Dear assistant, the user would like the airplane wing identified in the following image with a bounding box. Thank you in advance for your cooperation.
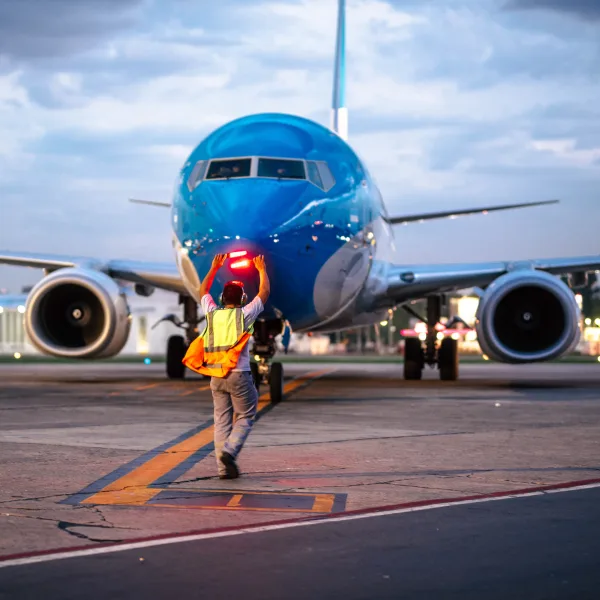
[374,254,600,307]
[386,200,558,225]
[129,198,172,208]
[0,250,186,295]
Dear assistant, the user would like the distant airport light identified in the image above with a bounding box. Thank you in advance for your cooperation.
[595,318,600,327]
[418,333,427,341]
[451,333,460,341]
[380,321,388,327]
[17,305,25,314]
[230,259,251,270]
[229,250,248,259]
[585,318,592,326]
[436,332,444,340]
[144,357,152,365]
[13,352,21,360]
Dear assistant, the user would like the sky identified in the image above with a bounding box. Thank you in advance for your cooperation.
[1,0,599,293]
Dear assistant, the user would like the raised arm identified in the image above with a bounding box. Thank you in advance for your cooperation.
[199,254,227,298]
[253,255,270,305]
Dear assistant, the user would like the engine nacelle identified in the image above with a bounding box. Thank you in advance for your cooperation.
[475,270,580,363]
[25,268,131,359]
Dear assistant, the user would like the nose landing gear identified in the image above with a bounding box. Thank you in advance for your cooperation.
[250,318,286,403]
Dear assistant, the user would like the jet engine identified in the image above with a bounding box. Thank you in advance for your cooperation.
[475,270,580,363]
[24,268,131,359]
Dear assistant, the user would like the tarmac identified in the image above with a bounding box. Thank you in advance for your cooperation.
[0,360,599,598]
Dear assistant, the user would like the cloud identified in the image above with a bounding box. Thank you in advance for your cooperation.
[1,0,600,294]
[0,0,145,61]
[506,0,600,21]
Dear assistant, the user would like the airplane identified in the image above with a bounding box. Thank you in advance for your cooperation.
[1,0,599,402]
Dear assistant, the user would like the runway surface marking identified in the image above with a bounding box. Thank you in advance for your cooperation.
[179,384,211,397]
[109,382,211,397]
[145,488,345,513]
[63,369,336,511]
[3,478,599,569]
[135,383,160,391]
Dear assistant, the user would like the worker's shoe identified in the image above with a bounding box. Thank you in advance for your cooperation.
[219,451,239,479]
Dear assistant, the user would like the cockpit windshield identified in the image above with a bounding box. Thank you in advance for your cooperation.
[206,158,251,180]
[257,158,306,180]
[198,156,335,191]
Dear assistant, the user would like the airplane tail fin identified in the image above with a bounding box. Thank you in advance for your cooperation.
[331,0,348,140]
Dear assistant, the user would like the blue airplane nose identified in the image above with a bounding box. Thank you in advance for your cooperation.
[180,177,317,261]
[195,178,311,241]
[177,176,321,306]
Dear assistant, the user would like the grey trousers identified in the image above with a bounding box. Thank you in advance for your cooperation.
[210,371,258,475]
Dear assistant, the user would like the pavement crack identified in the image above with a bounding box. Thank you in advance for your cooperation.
[57,521,125,544]
[85,505,116,527]
[168,476,215,486]
[250,432,472,449]
[316,478,414,489]
[0,493,69,505]
[2,510,134,544]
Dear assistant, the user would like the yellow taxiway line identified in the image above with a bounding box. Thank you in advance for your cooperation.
[179,384,211,397]
[82,369,331,507]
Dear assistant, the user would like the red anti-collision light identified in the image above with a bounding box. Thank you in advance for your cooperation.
[230,259,251,269]
[229,250,248,258]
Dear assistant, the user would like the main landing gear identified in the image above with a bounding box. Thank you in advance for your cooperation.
[403,296,459,381]
[250,318,285,404]
[162,296,206,380]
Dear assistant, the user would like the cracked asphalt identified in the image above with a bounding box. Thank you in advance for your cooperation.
[1,360,600,591]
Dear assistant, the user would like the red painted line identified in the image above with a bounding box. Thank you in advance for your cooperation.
[2,476,600,564]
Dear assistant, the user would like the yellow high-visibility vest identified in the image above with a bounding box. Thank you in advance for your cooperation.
[183,308,254,377]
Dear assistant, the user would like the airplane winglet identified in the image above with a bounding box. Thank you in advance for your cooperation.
[129,198,172,208]
[386,199,559,225]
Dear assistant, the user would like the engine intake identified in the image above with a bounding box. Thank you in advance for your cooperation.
[475,270,580,363]
[25,268,131,359]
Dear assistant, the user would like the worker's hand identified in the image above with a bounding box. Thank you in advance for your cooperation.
[253,255,266,272]
[211,254,227,270]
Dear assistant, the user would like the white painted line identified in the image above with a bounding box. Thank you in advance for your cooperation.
[1,480,600,570]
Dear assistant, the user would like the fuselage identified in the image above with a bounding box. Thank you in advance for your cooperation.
[172,113,395,332]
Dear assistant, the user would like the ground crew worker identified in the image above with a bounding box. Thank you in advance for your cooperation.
[192,253,270,479]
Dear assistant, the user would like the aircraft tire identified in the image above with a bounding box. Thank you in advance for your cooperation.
[166,335,187,380]
[439,337,459,381]
[250,362,261,391]
[404,338,423,380]
[269,362,284,404]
